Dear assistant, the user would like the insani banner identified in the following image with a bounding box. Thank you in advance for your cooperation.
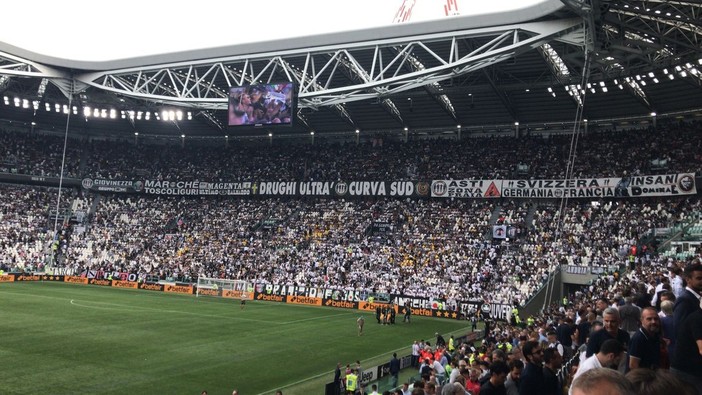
[432,173,697,198]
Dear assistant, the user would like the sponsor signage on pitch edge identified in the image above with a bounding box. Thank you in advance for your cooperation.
[2,274,515,322]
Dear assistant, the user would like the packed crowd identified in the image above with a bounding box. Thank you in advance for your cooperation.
[0,184,77,270]
[1,180,697,310]
[1,122,701,394]
[1,122,701,182]
[356,255,702,395]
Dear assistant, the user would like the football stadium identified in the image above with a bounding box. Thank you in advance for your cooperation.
[1,0,701,394]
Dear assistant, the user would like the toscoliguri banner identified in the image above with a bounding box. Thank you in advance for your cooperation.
[0,273,516,322]
[430,173,697,198]
[73,173,698,199]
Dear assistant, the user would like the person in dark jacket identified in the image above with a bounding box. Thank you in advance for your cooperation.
[519,341,545,395]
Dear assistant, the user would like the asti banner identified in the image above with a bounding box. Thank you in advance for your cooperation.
[431,173,697,198]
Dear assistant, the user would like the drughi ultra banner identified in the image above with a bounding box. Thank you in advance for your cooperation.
[431,173,697,198]
[81,174,696,198]
[140,180,432,197]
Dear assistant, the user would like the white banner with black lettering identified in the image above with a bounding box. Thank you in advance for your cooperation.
[431,173,696,198]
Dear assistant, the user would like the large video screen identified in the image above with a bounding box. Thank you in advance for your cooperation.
[227,82,295,127]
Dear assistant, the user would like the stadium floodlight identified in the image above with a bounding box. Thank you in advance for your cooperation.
[83,106,91,116]
[648,72,655,78]
[680,71,688,77]
[653,78,659,83]
[698,58,702,65]
[668,74,675,80]
[663,69,668,74]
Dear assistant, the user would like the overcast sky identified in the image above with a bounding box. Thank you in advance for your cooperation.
[0,0,545,62]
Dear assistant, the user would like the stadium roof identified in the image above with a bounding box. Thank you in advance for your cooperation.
[0,0,701,139]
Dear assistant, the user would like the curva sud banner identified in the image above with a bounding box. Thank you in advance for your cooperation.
[431,173,697,199]
[77,174,695,199]
[136,180,432,197]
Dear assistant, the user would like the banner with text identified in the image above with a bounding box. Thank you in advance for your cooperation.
[254,181,431,198]
[431,173,697,199]
[82,178,144,193]
[144,180,253,196]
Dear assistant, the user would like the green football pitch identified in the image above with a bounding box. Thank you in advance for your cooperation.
[0,281,472,395]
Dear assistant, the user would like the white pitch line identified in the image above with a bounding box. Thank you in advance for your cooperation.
[283,311,357,325]
[69,297,360,326]
[68,298,276,323]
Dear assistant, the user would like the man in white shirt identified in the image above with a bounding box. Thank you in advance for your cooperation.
[547,331,564,357]
[572,339,625,384]
[671,267,685,298]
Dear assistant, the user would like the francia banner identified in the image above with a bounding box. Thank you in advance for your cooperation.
[431,173,697,199]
